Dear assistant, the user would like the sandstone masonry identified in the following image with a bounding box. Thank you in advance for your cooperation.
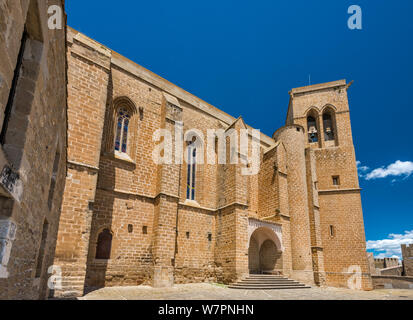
[52,27,373,298]
[0,0,67,299]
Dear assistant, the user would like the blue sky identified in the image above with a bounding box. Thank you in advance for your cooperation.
[66,0,413,259]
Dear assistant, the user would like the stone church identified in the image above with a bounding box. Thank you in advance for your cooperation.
[0,1,373,300]
[52,27,372,297]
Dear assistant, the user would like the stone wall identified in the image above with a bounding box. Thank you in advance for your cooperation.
[372,275,413,290]
[53,27,265,296]
[380,266,403,276]
[0,0,67,299]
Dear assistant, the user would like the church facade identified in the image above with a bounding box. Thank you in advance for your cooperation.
[53,27,372,298]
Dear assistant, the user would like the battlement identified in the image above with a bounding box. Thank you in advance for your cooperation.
[374,258,400,269]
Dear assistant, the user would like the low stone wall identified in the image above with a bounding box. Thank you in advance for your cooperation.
[380,266,403,276]
[372,275,413,289]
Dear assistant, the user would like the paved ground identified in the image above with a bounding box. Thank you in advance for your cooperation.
[79,283,413,300]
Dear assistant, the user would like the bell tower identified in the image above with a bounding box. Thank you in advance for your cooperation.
[286,80,373,290]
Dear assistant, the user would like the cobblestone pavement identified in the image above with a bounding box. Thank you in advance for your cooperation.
[78,283,413,300]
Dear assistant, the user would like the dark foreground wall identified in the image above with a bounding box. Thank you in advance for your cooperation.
[0,0,67,299]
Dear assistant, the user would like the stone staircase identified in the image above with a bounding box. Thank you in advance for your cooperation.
[228,274,311,290]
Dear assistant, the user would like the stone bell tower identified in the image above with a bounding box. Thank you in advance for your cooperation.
[286,80,373,290]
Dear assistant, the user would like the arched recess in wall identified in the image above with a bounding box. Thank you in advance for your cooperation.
[321,105,338,146]
[0,0,44,169]
[104,96,138,159]
[306,108,320,146]
[95,228,113,260]
[248,227,283,274]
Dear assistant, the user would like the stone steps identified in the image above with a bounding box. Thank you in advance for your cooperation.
[228,275,311,290]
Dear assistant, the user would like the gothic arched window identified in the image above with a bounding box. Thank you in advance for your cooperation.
[186,144,197,200]
[95,229,112,260]
[307,115,319,143]
[323,110,335,142]
[115,108,130,153]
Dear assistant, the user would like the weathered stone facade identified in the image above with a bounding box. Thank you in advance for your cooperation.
[52,27,373,298]
[0,0,67,299]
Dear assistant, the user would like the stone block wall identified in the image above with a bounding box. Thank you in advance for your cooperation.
[53,27,110,298]
[0,0,67,299]
[53,27,270,295]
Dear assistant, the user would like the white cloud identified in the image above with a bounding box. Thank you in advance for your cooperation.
[374,253,400,260]
[365,160,413,180]
[366,230,413,259]
[356,161,369,175]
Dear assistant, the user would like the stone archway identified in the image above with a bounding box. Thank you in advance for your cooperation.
[248,219,283,275]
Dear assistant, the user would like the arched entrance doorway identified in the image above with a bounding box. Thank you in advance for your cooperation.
[248,227,283,274]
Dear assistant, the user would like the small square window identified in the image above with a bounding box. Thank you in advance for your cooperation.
[332,176,340,186]
[142,226,148,234]
[186,232,190,239]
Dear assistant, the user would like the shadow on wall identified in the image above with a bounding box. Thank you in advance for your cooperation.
[83,74,115,294]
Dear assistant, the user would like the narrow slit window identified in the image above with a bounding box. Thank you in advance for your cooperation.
[186,145,196,200]
[35,220,49,278]
[115,108,131,153]
[329,225,335,237]
[47,147,61,210]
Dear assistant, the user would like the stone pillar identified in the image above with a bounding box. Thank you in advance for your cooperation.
[214,118,250,283]
[274,125,314,285]
[151,94,182,287]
